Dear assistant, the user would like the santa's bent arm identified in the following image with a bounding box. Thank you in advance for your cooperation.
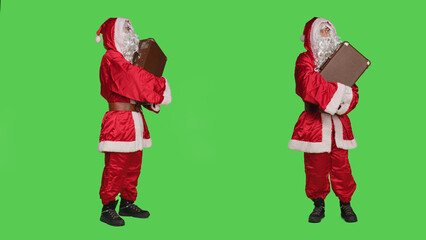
[295,53,351,115]
[107,51,170,104]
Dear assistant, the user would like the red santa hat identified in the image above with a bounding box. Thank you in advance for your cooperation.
[300,17,336,43]
[300,17,317,43]
[95,18,117,44]
[95,18,132,55]
[95,29,102,43]
[95,19,107,43]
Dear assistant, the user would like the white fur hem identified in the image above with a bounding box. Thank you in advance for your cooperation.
[143,138,152,148]
[98,112,152,152]
[98,140,141,153]
[324,82,345,115]
[332,116,357,149]
[336,86,353,115]
[288,113,332,153]
[160,78,172,105]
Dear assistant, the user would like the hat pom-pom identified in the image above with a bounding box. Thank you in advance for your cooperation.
[95,35,101,43]
[300,35,305,42]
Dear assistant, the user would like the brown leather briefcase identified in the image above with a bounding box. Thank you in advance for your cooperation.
[132,38,167,77]
[319,41,370,86]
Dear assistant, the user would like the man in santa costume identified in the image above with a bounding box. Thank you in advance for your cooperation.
[288,17,359,223]
[95,17,171,226]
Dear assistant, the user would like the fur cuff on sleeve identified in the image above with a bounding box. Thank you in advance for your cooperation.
[324,82,346,115]
[336,86,353,115]
[160,77,172,105]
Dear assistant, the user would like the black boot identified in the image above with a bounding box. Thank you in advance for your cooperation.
[308,198,325,223]
[340,201,357,223]
[119,199,150,218]
[100,200,125,226]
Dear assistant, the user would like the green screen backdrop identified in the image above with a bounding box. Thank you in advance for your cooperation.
[0,0,425,239]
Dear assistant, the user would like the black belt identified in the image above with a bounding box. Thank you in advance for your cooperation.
[108,102,142,112]
[304,102,325,113]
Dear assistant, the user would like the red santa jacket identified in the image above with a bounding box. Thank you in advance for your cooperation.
[95,18,171,153]
[288,17,358,153]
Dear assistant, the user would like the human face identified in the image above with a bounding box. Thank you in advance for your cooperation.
[125,25,131,34]
[320,27,330,37]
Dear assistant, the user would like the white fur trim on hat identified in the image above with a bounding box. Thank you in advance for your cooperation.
[114,18,127,54]
[95,35,101,43]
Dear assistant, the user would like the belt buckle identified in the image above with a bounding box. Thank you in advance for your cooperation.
[135,102,142,112]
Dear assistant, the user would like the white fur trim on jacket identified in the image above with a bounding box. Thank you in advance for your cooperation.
[332,116,357,149]
[160,78,172,105]
[288,113,333,153]
[98,112,152,152]
[324,82,346,115]
[336,86,353,115]
[143,138,152,148]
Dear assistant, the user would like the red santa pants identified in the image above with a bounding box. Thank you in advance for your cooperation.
[99,151,143,205]
[304,136,356,203]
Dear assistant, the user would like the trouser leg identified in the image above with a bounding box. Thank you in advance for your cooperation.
[304,152,331,200]
[330,145,356,203]
[120,151,143,202]
[99,152,129,205]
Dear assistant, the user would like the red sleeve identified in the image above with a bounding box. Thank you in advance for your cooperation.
[295,53,347,115]
[106,51,166,104]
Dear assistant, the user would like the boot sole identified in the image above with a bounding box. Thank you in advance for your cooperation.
[308,214,325,223]
[341,216,357,223]
[100,216,125,226]
[119,212,150,218]
[341,213,357,223]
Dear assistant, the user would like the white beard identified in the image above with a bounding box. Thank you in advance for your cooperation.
[313,35,341,69]
[122,31,140,63]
